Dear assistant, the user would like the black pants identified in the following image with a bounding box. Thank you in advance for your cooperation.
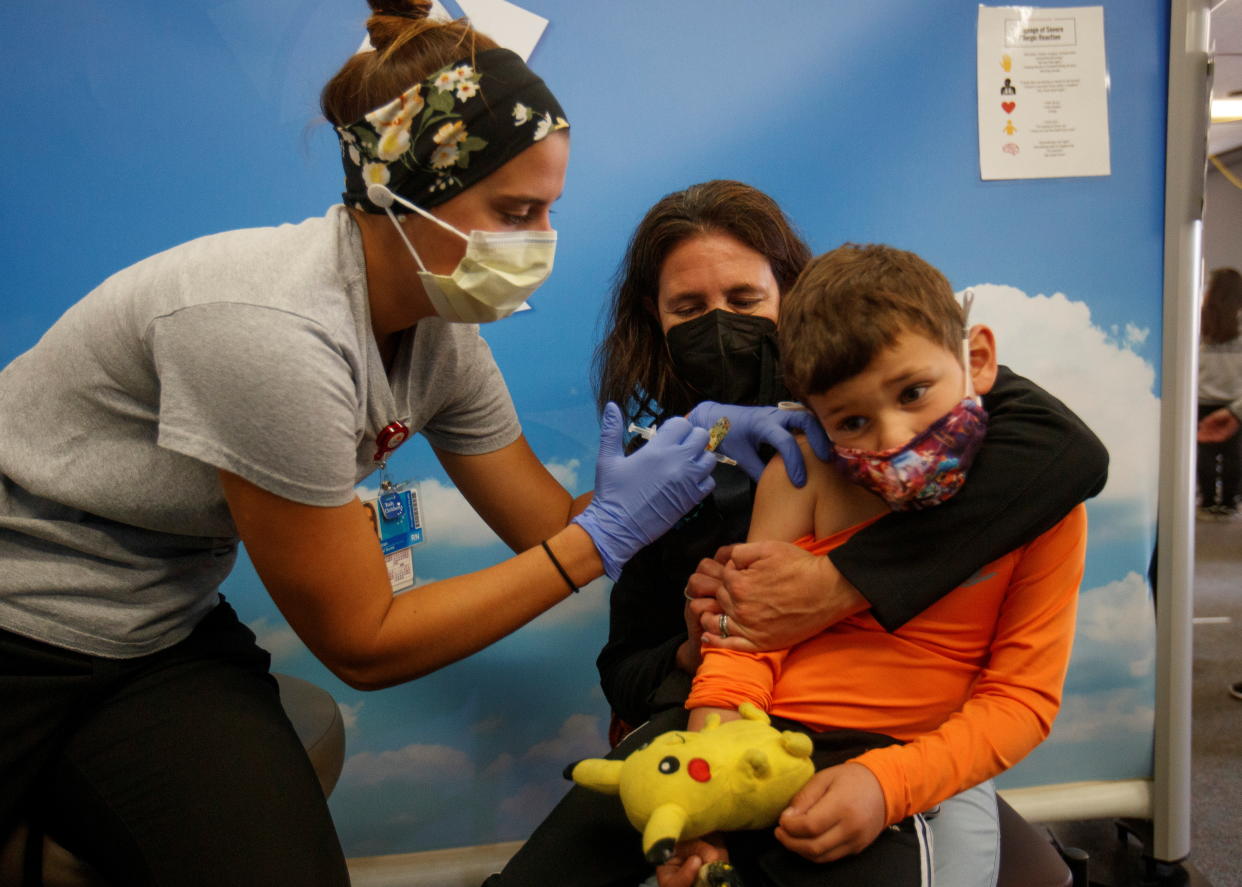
[0,601,349,887]
[487,708,929,887]
[1197,403,1242,509]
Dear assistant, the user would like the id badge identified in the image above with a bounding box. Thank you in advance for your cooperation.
[362,485,423,593]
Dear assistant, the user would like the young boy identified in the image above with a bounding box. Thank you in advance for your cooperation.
[666,244,1088,887]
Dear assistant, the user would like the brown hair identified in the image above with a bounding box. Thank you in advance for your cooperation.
[780,243,964,399]
[1201,267,1242,345]
[320,0,499,127]
[594,180,811,424]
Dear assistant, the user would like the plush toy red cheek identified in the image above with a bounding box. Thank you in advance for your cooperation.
[688,758,711,783]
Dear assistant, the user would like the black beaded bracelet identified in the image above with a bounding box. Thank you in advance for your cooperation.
[541,540,578,593]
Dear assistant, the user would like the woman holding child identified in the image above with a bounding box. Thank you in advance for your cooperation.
[488,181,1107,887]
[673,243,1088,887]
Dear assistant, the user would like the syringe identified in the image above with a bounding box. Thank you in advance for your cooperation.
[627,422,738,466]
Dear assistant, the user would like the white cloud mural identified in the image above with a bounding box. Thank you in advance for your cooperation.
[343,743,476,787]
[965,284,1160,506]
[1045,688,1156,745]
[493,714,611,836]
[522,576,610,628]
[1073,571,1157,680]
[339,701,364,732]
[519,713,608,764]
[247,616,302,664]
[969,285,1159,789]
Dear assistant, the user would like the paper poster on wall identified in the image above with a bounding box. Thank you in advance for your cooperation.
[977,5,1111,179]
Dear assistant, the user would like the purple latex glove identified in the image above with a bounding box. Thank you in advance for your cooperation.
[573,403,717,580]
[686,402,832,487]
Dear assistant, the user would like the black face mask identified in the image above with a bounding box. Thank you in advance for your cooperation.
[664,309,788,409]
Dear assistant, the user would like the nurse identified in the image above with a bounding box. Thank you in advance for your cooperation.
[0,4,816,885]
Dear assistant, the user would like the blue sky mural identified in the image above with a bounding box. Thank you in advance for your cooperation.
[0,0,1168,858]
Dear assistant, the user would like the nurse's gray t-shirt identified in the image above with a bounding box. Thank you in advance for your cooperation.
[0,206,520,658]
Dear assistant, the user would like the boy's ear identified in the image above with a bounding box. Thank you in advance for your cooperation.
[967,324,998,396]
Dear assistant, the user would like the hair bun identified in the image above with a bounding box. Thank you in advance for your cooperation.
[365,0,433,52]
[368,0,432,19]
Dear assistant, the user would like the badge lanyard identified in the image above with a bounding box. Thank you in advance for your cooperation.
[369,420,423,593]
[374,420,409,510]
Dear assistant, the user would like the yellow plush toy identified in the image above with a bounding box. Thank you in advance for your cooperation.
[569,702,815,865]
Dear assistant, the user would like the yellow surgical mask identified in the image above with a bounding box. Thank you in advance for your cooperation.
[367,183,557,324]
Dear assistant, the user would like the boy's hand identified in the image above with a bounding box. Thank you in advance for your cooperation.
[655,834,729,887]
[775,763,887,863]
[686,542,867,651]
[687,706,740,732]
[675,598,707,674]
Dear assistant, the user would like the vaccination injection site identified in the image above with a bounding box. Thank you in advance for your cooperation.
[3,1,1242,886]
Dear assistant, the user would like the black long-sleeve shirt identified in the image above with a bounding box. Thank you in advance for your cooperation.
[597,367,1109,728]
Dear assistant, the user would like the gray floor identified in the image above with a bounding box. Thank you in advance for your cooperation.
[1041,514,1239,887]
[1187,515,1240,886]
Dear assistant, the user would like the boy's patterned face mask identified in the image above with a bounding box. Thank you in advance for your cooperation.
[832,290,987,511]
[832,397,988,511]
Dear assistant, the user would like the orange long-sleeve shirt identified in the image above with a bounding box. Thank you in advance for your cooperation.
[687,504,1087,825]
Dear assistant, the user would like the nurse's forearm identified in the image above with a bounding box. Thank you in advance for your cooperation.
[351,524,604,688]
[220,469,604,691]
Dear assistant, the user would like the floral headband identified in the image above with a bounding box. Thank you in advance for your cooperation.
[337,47,568,212]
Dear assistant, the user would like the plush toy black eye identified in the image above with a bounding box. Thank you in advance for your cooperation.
[658,756,680,775]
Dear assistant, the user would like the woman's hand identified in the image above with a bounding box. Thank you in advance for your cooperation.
[655,833,729,887]
[774,763,888,863]
[686,402,831,487]
[685,542,867,652]
[573,402,716,579]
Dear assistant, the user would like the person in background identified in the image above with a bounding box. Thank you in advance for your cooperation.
[1196,267,1242,519]
[1195,266,1242,702]
[485,180,1108,887]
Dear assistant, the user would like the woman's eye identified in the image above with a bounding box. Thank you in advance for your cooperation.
[501,212,527,225]
[900,384,929,404]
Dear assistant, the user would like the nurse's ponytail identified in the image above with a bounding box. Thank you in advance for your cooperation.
[320,0,499,127]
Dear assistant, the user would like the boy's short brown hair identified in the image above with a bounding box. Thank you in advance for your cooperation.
[780,243,965,399]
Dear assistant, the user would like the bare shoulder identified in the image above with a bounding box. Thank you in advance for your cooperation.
[807,445,888,537]
[750,444,820,542]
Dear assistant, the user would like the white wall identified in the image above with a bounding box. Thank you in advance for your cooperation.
[1204,155,1242,274]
